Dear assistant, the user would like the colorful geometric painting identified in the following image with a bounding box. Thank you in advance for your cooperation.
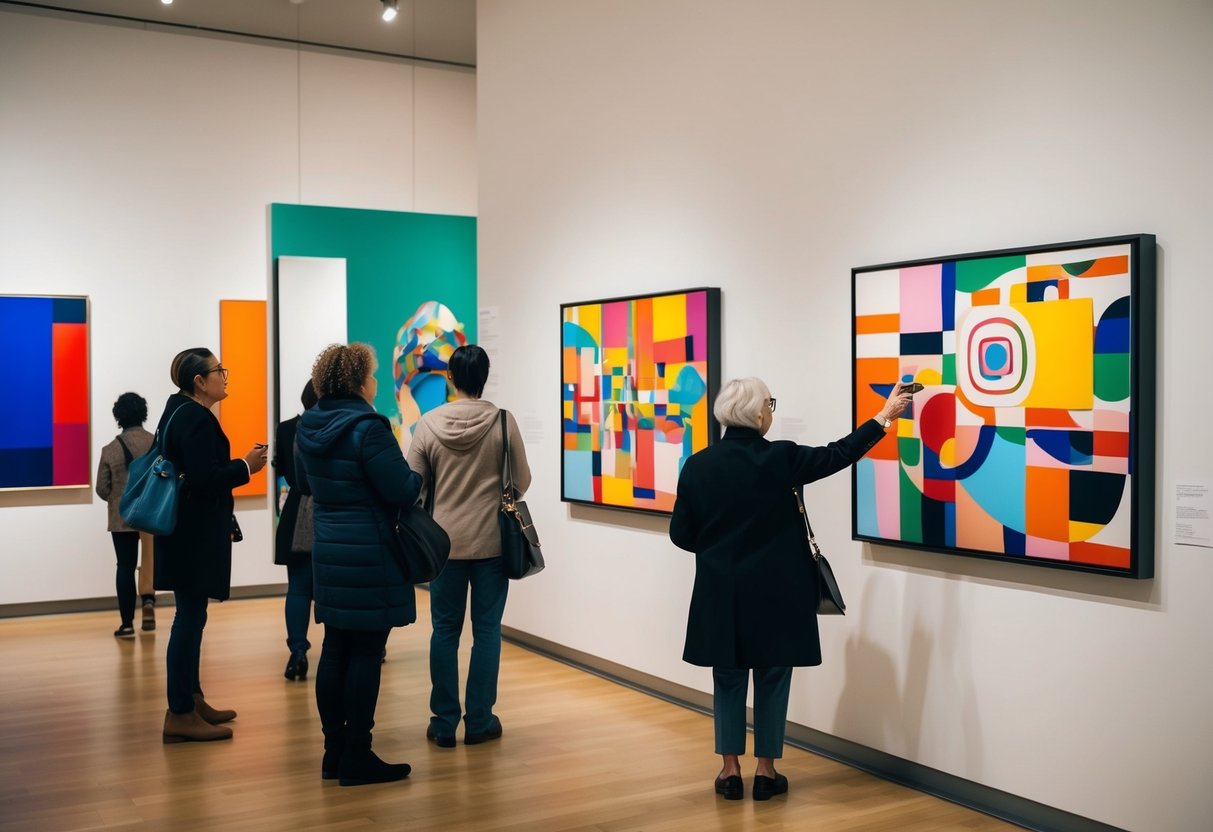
[561,288,721,514]
[393,300,469,454]
[0,295,91,490]
[218,300,267,497]
[852,236,1155,578]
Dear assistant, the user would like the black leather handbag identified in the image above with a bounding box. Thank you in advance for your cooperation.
[498,410,544,580]
[794,487,845,615]
[390,464,450,585]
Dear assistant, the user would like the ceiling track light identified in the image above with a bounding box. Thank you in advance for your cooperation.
[161,0,173,6]
[381,0,398,23]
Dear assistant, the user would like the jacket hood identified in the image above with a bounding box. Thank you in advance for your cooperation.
[297,397,383,454]
[421,399,500,451]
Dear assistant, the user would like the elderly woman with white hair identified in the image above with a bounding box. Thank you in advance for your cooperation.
[670,377,914,801]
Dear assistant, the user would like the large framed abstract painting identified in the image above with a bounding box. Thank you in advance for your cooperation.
[0,295,91,490]
[561,288,721,514]
[851,235,1155,579]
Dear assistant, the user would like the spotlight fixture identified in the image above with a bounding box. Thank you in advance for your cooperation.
[381,0,398,22]
[161,0,173,6]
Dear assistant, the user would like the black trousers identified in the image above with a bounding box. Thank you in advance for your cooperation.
[111,531,139,626]
[315,626,390,752]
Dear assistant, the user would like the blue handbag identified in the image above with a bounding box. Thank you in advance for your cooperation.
[119,403,191,536]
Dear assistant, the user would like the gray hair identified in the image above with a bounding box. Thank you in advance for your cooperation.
[713,377,771,429]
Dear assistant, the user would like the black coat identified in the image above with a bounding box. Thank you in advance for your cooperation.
[670,421,886,669]
[153,394,250,601]
[296,396,422,631]
[273,415,310,566]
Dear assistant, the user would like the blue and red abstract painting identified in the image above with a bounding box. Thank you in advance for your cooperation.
[0,296,91,490]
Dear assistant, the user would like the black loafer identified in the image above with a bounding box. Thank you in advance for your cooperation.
[714,774,743,800]
[752,772,788,801]
[426,724,456,748]
[464,716,503,745]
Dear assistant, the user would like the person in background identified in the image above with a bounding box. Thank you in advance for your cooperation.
[670,377,913,801]
[274,379,319,681]
[156,348,268,744]
[96,392,156,638]
[296,343,421,786]
[407,344,531,748]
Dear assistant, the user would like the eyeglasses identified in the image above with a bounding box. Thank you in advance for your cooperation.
[767,397,777,413]
[203,366,230,381]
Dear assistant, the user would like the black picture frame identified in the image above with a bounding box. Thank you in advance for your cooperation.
[560,287,722,516]
[853,235,1154,579]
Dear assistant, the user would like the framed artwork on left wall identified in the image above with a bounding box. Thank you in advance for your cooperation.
[561,287,721,514]
[0,294,91,490]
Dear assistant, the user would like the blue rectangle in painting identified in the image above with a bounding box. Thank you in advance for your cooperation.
[53,297,87,324]
[900,332,943,355]
[0,447,53,488]
[0,297,54,449]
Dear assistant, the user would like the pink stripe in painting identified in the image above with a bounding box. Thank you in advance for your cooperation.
[685,291,707,361]
[875,459,901,538]
[602,302,629,348]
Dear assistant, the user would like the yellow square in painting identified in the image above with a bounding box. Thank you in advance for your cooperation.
[604,347,629,371]
[602,477,633,506]
[652,294,687,342]
[1016,298,1093,410]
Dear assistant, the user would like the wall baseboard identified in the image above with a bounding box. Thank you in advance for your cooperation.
[0,584,288,619]
[501,625,1127,832]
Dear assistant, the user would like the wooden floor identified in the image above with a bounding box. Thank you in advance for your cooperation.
[0,594,1018,831]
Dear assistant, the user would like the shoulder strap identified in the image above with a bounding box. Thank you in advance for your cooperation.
[499,409,515,503]
[156,402,194,456]
[116,435,133,466]
[794,487,823,561]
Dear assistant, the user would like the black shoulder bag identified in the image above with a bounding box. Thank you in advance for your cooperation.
[794,487,845,615]
[498,410,544,579]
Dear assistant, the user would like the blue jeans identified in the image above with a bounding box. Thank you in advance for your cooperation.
[315,626,390,753]
[284,558,313,654]
[428,557,509,736]
[166,592,209,713]
[712,667,793,758]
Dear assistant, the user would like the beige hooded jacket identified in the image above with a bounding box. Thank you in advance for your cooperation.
[406,398,532,560]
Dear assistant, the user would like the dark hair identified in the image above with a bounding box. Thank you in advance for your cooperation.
[312,343,376,399]
[448,344,489,398]
[300,379,318,410]
[170,347,215,394]
[112,392,147,429]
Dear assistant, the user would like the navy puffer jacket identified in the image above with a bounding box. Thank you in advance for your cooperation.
[296,395,422,631]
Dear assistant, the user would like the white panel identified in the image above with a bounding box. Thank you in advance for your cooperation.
[274,257,348,414]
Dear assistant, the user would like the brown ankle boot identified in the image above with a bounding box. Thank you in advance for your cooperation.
[192,694,237,725]
[163,709,233,743]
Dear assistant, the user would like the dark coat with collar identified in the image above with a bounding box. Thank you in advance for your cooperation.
[153,394,250,601]
[296,396,422,631]
[670,420,886,669]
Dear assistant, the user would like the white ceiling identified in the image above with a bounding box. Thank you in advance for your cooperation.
[7,0,476,66]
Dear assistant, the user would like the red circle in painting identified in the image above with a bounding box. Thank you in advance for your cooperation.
[919,392,956,455]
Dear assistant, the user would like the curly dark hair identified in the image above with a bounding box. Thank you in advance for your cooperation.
[311,343,377,399]
[112,392,148,429]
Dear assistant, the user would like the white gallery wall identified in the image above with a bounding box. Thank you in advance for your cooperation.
[0,9,476,605]
[478,2,1213,830]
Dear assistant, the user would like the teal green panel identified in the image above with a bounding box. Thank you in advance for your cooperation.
[899,465,922,544]
[1094,353,1131,402]
[996,426,1026,446]
[899,437,921,467]
[955,255,1027,294]
[942,353,956,386]
[270,204,477,419]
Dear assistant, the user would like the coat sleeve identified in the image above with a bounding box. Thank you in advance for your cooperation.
[95,444,113,501]
[361,420,422,509]
[787,419,887,485]
[177,419,251,498]
[669,463,699,552]
[405,420,432,504]
[505,412,533,498]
